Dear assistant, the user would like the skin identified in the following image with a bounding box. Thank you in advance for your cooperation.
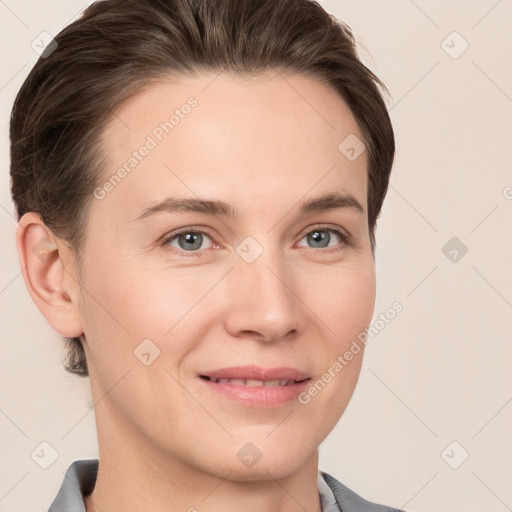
[17,71,376,512]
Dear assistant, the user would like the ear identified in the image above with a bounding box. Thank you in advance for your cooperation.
[15,212,84,338]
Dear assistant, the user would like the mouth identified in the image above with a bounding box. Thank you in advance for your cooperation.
[197,365,311,407]
[199,375,309,387]
[198,364,310,384]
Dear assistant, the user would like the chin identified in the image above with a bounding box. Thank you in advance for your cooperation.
[218,462,301,483]
[220,444,312,482]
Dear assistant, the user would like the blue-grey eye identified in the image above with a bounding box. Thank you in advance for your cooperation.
[165,231,214,251]
[301,229,343,249]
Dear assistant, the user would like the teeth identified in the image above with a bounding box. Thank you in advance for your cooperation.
[245,379,265,387]
[208,377,293,386]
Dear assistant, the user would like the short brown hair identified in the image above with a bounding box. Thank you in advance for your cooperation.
[10,0,395,377]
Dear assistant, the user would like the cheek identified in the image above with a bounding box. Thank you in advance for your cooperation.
[78,256,220,377]
[80,258,186,335]
[340,272,375,335]
[312,261,376,342]
[289,264,375,446]
[307,262,375,392]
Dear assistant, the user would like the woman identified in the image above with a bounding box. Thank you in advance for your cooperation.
[10,0,401,510]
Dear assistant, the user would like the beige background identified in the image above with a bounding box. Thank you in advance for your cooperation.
[1,1,511,511]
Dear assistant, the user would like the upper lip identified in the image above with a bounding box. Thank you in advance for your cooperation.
[200,365,310,382]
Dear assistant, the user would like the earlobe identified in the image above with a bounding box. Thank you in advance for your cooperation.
[15,212,84,339]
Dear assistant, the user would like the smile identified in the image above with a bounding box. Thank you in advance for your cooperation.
[200,376,307,387]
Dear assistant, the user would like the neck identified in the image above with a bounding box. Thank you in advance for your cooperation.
[84,402,323,512]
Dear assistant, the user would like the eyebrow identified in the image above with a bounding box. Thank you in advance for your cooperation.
[132,191,365,222]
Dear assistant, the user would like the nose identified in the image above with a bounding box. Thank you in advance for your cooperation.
[223,249,303,344]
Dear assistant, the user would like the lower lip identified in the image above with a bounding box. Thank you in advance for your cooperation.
[199,378,310,407]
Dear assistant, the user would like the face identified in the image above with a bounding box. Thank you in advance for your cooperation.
[75,71,375,480]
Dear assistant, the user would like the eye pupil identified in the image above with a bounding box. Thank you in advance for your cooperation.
[179,232,202,250]
[308,230,330,248]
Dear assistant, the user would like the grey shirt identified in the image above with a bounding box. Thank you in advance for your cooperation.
[47,459,404,512]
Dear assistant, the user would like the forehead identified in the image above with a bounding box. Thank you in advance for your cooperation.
[96,71,367,218]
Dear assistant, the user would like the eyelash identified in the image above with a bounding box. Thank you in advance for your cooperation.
[159,224,351,257]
